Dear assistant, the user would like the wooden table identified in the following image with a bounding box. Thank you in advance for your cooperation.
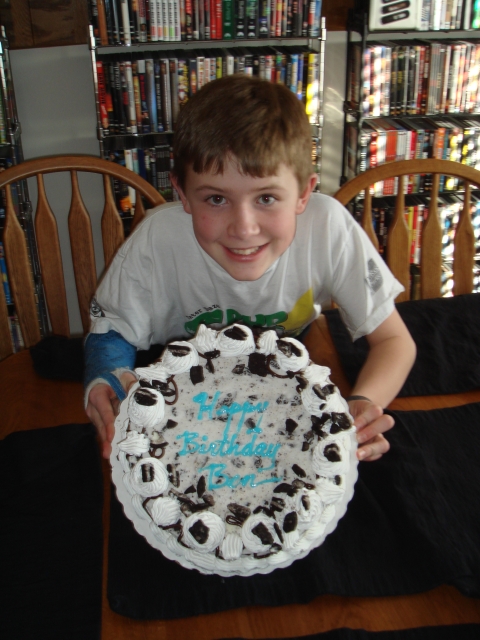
[2,316,480,639]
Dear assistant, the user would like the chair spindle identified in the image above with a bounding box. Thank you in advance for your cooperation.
[420,172,442,299]
[68,170,97,334]
[387,174,410,302]
[454,182,475,296]
[34,173,70,337]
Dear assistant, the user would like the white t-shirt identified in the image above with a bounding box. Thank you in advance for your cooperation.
[90,193,403,348]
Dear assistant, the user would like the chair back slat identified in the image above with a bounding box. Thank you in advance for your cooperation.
[386,176,410,301]
[420,173,442,299]
[101,174,125,270]
[454,182,475,295]
[3,185,42,347]
[34,174,70,337]
[68,171,98,335]
[0,276,14,360]
[360,187,379,250]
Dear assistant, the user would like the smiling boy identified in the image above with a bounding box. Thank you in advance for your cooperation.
[85,75,416,463]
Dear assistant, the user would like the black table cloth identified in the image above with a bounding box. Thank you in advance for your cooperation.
[0,424,103,640]
[107,402,480,619]
[2,404,479,631]
[323,294,480,397]
[224,625,480,640]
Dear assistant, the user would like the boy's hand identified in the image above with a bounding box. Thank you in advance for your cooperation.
[347,398,394,462]
[86,372,137,459]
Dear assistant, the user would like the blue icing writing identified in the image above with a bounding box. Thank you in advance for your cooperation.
[176,428,281,471]
[175,390,281,474]
[200,462,282,490]
[193,391,268,434]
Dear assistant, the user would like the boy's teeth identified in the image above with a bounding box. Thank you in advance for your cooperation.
[230,247,259,255]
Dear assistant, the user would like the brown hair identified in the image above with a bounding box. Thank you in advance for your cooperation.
[172,75,313,191]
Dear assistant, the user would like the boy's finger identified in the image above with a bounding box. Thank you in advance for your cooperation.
[102,439,113,459]
[357,434,390,461]
[352,403,383,429]
[356,413,394,443]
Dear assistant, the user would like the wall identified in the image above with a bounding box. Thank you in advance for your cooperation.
[9,44,105,334]
[9,33,348,334]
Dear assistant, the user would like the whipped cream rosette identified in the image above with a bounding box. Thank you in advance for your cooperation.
[161,341,199,374]
[216,323,255,356]
[128,387,165,430]
[111,322,358,576]
[118,430,150,456]
[274,337,310,373]
[190,324,218,354]
[255,329,279,355]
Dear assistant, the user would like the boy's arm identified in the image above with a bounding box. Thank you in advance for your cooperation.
[347,308,416,462]
[84,330,138,459]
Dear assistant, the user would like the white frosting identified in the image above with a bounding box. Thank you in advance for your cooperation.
[295,489,324,530]
[132,494,150,520]
[191,324,218,354]
[312,440,349,477]
[274,337,310,372]
[150,496,182,526]
[118,430,150,456]
[182,512,226,553]
[256,330,278,355]
[129,457,170,497]
[301,363,332,386]
[128,386,165,429]
[315,476,346,504]
[221,532,244,560]
[135,363,170,384]
[161,341,199,374]
[241,514,281,554]
[216,324,256,356]
[281,529,300,551]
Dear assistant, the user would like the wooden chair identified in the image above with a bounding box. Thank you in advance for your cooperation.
[334,158,480,302]
[0,154,165,361]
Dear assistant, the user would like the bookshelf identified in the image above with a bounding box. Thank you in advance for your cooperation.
[88,1,326,225]
[0,26,48,352]
[340,2,480,298]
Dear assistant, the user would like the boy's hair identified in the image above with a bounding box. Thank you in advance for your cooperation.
[172,75,314,191]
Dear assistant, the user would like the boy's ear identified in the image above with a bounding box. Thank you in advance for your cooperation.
[170,173,192,214]
[295,173,318,215]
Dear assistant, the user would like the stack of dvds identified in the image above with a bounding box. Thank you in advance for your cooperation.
[347,41,480,120]
[95,48,321,139]
[90,0,323,45]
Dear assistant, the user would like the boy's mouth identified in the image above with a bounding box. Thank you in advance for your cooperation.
[228,245,264,256]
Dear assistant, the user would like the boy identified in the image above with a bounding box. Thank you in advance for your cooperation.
[85,75,416,463]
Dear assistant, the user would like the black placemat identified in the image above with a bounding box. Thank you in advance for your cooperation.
[107,402,480,620]
[29,335,164,383]
[0,423,104,640]
[224,625,480,640]
[324,294,480,396]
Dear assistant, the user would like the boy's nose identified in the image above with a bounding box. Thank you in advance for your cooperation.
[228,205,260,239]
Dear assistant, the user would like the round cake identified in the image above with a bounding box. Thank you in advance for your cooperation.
[111,323,358,576]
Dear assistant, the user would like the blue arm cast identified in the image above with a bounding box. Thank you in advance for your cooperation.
[84,330,137,401]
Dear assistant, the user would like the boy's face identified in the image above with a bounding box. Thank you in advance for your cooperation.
[172,159,317,281]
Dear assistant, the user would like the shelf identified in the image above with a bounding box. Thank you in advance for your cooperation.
[94,37,321,55]
[350,29,480,42]
[344,110,480,121]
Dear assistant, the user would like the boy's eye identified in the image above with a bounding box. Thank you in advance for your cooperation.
[207,195,226,205]
[258,195,275,205]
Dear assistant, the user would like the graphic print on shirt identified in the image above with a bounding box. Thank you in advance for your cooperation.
[366,258,383,293]
[183,288,315,338]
